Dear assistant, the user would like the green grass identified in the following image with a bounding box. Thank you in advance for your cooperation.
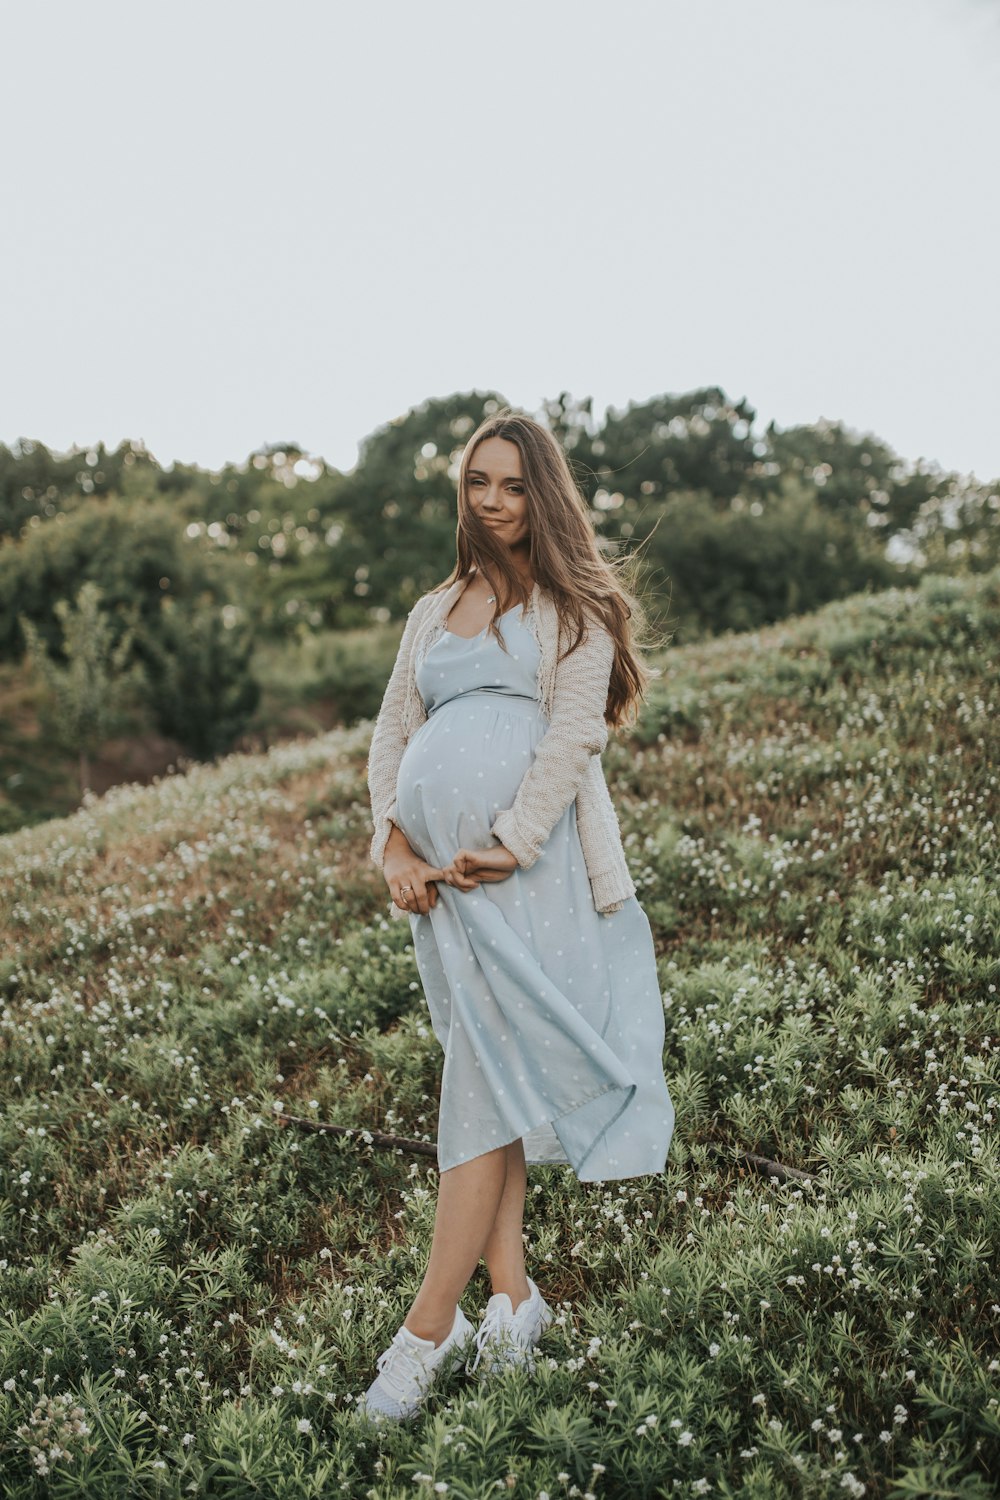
[1,567,998,1498]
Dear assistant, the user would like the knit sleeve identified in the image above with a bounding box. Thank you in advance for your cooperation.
[489,611,614,868]
[366,597,430,869]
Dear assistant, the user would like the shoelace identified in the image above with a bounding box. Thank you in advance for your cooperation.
[374,1332,434,1400]
[468,1304,519,1374]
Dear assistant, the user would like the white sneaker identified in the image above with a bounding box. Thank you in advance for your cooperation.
[466,1276,553,1378]
[355,1305,476,1422]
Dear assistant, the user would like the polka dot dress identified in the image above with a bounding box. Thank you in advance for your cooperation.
[394,605,675,1181]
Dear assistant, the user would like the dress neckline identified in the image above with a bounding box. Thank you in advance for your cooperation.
[443,603,523,640]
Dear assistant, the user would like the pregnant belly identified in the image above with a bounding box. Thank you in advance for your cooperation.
[396,695,542,854]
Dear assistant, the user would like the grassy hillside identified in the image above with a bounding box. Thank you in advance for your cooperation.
[1,567,998,1498]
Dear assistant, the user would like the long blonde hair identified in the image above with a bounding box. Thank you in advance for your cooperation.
[432,407,664,731]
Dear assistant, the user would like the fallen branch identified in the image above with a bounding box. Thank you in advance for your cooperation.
[724,1147,824,1188]
[276,1112,825,1186]
[275,1112,438,1158]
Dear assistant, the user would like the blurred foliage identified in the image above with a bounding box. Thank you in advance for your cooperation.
[0,493,236,659]
[0,495,260,765]
[0,389,997,823]
[253,621,408,728]
[638,478,903,643]
[138,595,260,759]
[19,581,144,794]
[2,391,997,657]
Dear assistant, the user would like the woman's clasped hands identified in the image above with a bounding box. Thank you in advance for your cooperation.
[382,826,519,914]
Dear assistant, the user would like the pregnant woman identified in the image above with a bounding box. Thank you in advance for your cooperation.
[358,409,675,1422]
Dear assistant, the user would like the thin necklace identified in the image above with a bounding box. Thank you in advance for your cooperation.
[474,572,496,605]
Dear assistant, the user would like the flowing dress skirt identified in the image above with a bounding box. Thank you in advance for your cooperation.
[393,607,674,1180]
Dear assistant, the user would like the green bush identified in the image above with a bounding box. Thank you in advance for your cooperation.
[137,595,260,758]
[641,479,910,644]
[0,493,236,661]
[254,621,409,726]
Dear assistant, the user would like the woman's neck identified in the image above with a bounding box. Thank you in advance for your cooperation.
[472,552,533,591]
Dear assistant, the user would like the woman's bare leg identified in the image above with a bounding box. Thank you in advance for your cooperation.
[403,1144,509,1345]
[481,1138,531,1308]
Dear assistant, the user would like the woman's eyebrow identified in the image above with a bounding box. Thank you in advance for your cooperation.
[468,468,523,482]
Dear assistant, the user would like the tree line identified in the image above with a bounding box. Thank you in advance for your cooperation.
[1,387,997,788]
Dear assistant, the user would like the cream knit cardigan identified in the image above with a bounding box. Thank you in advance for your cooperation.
[366,570,638,923]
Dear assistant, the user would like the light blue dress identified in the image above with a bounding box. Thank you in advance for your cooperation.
[394,603,675,1181]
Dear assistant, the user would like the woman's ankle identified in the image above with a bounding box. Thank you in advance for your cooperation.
[403,1305,458,1346]
[491,1276,532,1310]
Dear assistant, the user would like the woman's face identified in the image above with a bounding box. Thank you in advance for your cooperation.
[465,437,530,549]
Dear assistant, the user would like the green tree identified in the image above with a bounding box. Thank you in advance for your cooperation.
[0,493,237,662]
[590,388,764,507]
[896,471,1000,574]
[635,478,906,643]
[765,417,943,533]
[137,596,260,759]
[0,436,164,539]
[18,581,144,795]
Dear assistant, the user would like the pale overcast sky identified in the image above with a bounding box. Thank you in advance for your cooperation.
[3,0,998,483]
